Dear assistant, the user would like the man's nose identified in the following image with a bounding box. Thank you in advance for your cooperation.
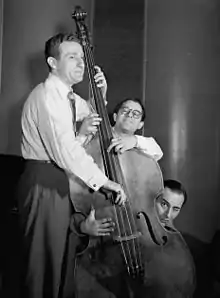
[77,58,84,67]
[164,209,171,220]
[126,110,134,118]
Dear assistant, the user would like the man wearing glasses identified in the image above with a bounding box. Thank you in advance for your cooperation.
[108,97,163,161]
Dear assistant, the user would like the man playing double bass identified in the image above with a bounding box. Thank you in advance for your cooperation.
[17,32,126,298]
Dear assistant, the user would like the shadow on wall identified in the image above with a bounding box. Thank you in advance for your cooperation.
[27,51,48,90]
[6,51,48,155]
[6,97,26,156]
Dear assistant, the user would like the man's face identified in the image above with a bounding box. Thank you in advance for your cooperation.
[113,100,144,135]
[54,41,85,86]
[155,187,185,226]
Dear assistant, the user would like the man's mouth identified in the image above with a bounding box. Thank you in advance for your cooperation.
[75,67,84,73]
[160,219,169,224]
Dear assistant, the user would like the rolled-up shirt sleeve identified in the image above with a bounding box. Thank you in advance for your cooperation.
[135,135,163,161]
[38,90,108,191]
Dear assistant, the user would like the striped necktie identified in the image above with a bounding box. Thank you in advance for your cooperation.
[68,90,76,133]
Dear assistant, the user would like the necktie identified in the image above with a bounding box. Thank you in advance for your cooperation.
[68,90,76,133]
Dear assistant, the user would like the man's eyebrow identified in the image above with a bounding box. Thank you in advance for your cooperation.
[121,105,142,112]
[64,51,84,57]
[161,198,169,205]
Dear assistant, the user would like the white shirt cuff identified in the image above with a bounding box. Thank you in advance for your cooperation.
[87,172,108,191]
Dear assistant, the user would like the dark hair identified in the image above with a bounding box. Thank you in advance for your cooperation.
[164,179,187,206]
[44,33,81,70]
[113,98,146,121]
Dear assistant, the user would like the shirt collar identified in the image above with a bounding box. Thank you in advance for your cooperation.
[47,73,72,100]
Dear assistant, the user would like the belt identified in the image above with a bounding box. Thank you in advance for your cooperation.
[25,159,52,164]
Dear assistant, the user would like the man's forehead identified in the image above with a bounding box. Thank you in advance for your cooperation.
[60,41,83,53]
[121,101,142,111]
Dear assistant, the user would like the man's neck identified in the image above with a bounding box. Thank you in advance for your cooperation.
[50,72,72,90]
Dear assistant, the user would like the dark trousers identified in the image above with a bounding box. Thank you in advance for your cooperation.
[17,160,75,298]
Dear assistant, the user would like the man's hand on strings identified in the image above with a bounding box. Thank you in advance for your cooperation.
[108,135,137,154]
[80,207,115,236]
[78,113,102,136]
[94,65,107,99]
[102,179,127,205]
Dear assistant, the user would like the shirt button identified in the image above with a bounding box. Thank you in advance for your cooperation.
[93,184,97,188]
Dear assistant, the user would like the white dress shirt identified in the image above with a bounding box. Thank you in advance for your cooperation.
[111,128,163,162]
[21,73,108,191]
[135,135,163,161]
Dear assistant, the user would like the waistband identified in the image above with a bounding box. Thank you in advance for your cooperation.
[24,158,62,170]
[25,159,52,164]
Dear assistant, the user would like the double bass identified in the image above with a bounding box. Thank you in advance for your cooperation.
[70,6,195,298]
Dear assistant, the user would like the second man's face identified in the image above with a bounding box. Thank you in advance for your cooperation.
[114,100,144,135]
[55,41,85,86]
[155,188,184,227]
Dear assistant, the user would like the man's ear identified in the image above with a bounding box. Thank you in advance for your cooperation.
[113,113,117,123]
[137,121,144,130]
[47,57,57,70]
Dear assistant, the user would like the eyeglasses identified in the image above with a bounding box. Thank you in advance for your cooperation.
[119,107,143,119]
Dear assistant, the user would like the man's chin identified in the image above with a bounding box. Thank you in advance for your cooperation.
[120,125,135,134]
[71,75,84,85]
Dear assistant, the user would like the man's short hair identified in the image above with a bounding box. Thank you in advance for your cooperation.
[113,98,146,121]
[44,33,81,70]
[164,179,188,206]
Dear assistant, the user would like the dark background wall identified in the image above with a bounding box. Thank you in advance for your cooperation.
[0,0,220,243]
[145,0,220,242]
[93,0,145,116]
